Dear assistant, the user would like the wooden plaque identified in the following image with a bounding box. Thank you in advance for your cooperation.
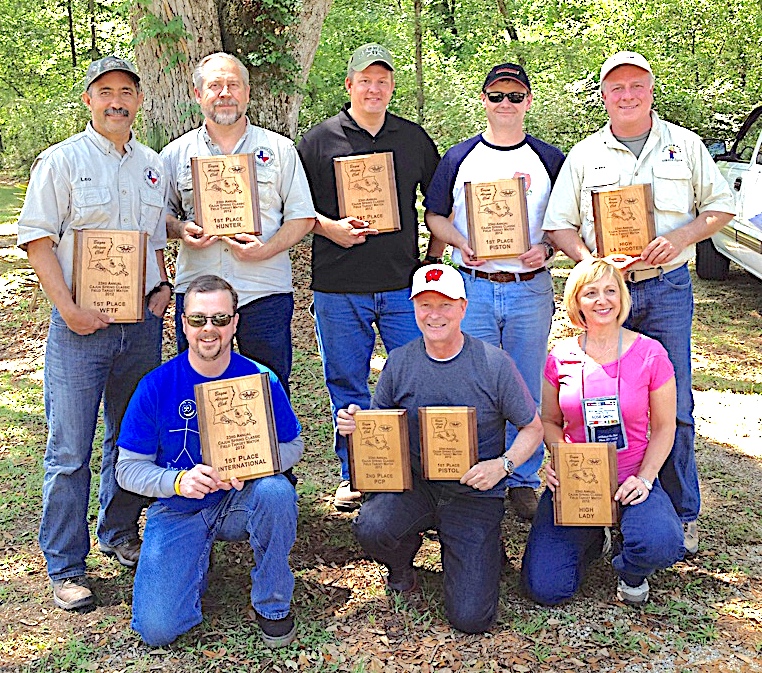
[419,407,478,480]
[334,152,401,233]
[592,184,656,257]
[72,229,147,323]
[464,177,531,259]
[191,154,261,236]
[550,442,618,526]
[194,373,281,482]
[348,410,412,492]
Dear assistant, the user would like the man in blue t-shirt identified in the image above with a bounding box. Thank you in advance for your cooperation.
[116,275,302,648]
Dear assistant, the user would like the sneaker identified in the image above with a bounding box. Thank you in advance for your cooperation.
[251,610,297,648]
[683,521,698,556]
[98,538,142,567]
[52,577,93,610]
[334,480,362,512]
[600,526,612,557]
[385,567,418,594]
[508,487,538,521]
[616,577,650,605]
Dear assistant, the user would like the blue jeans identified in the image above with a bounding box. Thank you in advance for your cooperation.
[521,484,684,605]
[176,292,294,397]
[458,269,554,489]
[353,477,505,633]
[312,289,421,480]
[624,264,698,522]
[40,307,162,581]
[132,475,298,646]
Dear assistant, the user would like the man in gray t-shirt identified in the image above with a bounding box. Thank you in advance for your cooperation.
[337,264,542,633]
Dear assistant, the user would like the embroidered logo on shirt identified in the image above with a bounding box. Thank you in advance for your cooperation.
[662,145,683,162]
[254,146,274,167]
[144,167,162,188]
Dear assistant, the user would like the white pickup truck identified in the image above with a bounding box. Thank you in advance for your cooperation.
[696,106,762,281]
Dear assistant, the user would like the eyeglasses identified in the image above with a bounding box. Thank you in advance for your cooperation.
[485,91,528,104]
[184,313,235,328]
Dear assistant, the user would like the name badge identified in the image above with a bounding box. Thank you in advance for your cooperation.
[582,395,627,451]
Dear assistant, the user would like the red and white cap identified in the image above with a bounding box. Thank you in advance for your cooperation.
[410,264,466,300]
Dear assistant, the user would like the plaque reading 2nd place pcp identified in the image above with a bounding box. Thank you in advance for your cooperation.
[348,409,412,492]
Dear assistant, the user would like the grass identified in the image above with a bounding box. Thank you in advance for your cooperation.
[0,183,23,225]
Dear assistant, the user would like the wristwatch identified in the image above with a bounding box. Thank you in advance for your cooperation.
[502,454,515,477]
[542,241,555,261]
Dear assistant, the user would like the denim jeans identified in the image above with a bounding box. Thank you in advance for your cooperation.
[521,484,684,605]
[458,269,554,489]
[40,307,162,581]
[623,264,698,522]
[353,477,505,633]
[312,289,421,480]
[132,474,298,646]
[176,292,294,397]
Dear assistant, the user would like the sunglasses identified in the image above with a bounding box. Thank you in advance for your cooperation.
[485,91,528,104]
[184,313,235,328]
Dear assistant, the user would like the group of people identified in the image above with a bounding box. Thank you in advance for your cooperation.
[16,42,734,647]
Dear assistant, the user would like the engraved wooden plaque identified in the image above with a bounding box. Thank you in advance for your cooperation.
[72,229,147,323]
[464,177,531,260]
[592,184,656,257]
[334,152,401,233]
[348,410,412,492]
[194,373,281,482]
[550,442,618,526]
[191,154,261,236]
[419,407,478,480]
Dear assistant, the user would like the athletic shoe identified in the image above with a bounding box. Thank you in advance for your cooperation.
[98,538,142,567]
[683,521,698,556]
[616,577,649,605]
[334,480,362,511]
[52,577,93,610]
[252,610,297,648]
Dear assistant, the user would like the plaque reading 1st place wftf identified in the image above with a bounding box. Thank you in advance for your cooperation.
[334,152,401,233]
[194,373,281,482]
[419,407,478,480]
[550,442,618,526]
[348,410,412,492]
[72,229,147,323]
[464,177,531,260]
[191,154,261,236]
[592,184,656,257]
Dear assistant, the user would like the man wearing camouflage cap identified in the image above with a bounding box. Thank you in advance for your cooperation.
[17,55,171,609]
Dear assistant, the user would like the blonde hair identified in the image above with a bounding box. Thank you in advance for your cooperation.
[563,259,631,329]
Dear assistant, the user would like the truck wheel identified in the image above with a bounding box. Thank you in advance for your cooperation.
[696,238,730,280]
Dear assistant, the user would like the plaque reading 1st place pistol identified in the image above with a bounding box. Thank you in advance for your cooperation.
[334,152,401,232]
[72,229,147,322]
[592,184,656,257]
[191,153,261,236]
[194,373,281,482]
[348,410,412,492]
[419,407,478,480]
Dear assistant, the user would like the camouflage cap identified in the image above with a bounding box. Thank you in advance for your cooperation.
[83,55,140,92]
[347,43,394,76]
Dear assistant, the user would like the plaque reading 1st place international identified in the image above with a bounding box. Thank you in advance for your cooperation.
[72,229,147,323]
[464,177,531,260]
[419,407,478,480]
[592,184,656,257]
[334,152,401,232]
[550,442,618,526]
[348,410,412,492]
[194,373,281,482]
[191,153,261,236]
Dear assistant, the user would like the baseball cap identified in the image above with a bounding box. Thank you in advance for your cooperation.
[482,63,531,92]
[599,51,653,84]
[347,43,395,75]
[84,55,140,92]
[410,265,466,301]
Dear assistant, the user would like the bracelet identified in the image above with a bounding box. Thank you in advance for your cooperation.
[174,470,187,496]
[637,475,653,491]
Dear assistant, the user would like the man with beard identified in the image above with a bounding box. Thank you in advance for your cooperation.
[161,52,315,395]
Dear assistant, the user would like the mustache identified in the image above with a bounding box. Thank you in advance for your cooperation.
[104,108,129,117]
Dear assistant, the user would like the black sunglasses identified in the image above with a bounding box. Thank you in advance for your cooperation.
[485,91,528,104]
[184,313,235,328]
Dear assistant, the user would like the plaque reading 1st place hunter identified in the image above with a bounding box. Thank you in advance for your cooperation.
[464,177,531,260]
[72,229,147,323]
[191,153,261,236]
[348,410,412,492]
[592,184,656,257]
[194,373,281,482]
[550,442,618,526]
[334,152,401,232]
[419,407,478,480]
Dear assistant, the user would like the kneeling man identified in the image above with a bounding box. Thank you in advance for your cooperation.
[116,275,302,647]
[337,265,542,633]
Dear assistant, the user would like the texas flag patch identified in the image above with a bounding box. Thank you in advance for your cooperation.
[144,167,162,189]
[254,146,274,167]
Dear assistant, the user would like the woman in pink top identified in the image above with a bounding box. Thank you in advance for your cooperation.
[521,259,684,606]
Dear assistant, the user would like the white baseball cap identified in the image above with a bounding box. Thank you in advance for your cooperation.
[410,264,466,300]
[599,51,653,84]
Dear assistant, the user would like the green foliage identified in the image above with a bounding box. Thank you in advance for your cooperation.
[133,11,191,71]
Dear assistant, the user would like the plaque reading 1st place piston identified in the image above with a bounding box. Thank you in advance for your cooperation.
[464,177,531,260]
[419,407,478,480]
[592,184,656,257]
[72,229,147,322]
[348,409,412,492]
[194,373,281,482]
[191,154,261,236]
[334,152,401,232]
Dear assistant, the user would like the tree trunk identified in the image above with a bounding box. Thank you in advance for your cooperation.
[414,0,424,125]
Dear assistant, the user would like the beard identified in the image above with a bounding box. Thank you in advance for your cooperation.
[205,101,245,126]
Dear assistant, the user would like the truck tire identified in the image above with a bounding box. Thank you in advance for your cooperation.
[696,238,730,280]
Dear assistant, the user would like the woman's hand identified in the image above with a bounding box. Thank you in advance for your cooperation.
[614,475,650,506]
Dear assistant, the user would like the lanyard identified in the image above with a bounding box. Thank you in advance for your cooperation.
[581,328,623,400]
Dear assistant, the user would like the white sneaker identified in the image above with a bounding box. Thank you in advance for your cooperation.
[600,527,612,557]
[683,521,698,556]
[616,577,649,605]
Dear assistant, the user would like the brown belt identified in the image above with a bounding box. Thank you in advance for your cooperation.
[458,266,546,283]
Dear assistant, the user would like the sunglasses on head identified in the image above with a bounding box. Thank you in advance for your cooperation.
[184,313,235,328]
[485,91,528,104]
